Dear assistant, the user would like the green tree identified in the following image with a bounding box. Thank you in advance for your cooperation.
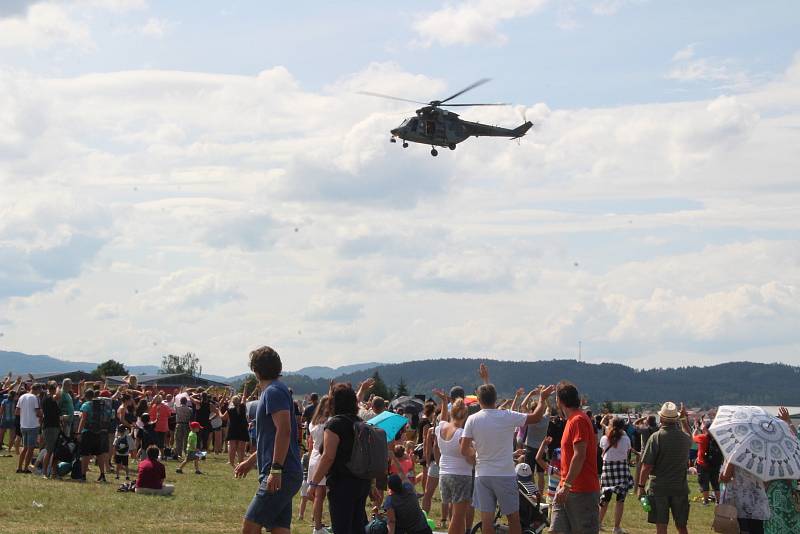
[92,359,128,378]
[396,377,409,397]
[370,371,392,400]
[159,352,202,377]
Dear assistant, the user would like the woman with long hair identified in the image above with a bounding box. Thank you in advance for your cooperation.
[225,395,249,467]
[598,417,634,534]
[433,390,475,534]
[308,395,332,534]
[307,383,373,534]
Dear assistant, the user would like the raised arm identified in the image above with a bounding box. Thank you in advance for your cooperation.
[433,389,448,422]
[478,363,490,386]
[524,385,555,425]
[511,388,524,412]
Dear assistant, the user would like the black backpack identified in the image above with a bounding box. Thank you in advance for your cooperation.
[342,417,388,480]
[704,436,723,468]
[365,515,388,534]
[87,398,112,433]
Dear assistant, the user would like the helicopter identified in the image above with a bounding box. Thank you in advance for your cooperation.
[359,78,532,156]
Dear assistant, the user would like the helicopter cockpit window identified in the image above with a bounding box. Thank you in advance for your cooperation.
[407,118,418,131]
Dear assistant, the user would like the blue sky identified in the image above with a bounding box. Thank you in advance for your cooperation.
[0,0,799,375]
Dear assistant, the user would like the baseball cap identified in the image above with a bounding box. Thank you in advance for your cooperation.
[515,462,532,479]
[190,421,203,431]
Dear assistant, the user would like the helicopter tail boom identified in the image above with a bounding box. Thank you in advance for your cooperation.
[510,121,533,139]
[463,120,533,139]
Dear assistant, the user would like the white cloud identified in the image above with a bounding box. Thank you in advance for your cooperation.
[0,3,91,49]
[413,0,549,47]
[0,54,798,374]
[142,270,245,310]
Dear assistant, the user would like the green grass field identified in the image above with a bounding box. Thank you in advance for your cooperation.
[0,443,715,533]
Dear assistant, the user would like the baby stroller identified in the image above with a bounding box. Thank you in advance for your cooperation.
[516,463,549,534]
[52,431,81,479]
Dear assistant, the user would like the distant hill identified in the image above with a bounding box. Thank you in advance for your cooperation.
[5,350,798,405]
[0,350,227,383]
[287,362,381,379]
[282,358,800,407]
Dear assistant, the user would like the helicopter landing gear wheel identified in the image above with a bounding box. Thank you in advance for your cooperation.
[430,147,438,157]
[402,142,408,148]
[448,143,456,150]
[390,137,396,143]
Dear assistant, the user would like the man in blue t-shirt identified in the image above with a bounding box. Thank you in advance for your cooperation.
[234,346,301,534]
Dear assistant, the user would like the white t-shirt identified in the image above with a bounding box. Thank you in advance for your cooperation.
[599,434,631,462]
[463,409,527,477]
[435,422,473,477]
[17,392,41,429]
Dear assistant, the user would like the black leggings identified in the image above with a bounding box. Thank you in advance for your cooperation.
[327,475,370,534]
[738,518,764,534]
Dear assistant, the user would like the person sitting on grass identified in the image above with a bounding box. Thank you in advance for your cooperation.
[175,421,203,474]
[135,445,174,495]
[384,455,433,534]
[114,425,135,480]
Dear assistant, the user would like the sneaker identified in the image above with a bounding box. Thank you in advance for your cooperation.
[115,475,120,480]
[175,468,183,474]
[313,528,331,534]
[613,528,628,534]
[125,476,130,481]
[98,474,107,483]
[194,470,203,475]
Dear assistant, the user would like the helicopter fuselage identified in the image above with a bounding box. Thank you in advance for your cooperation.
[390,107,532,152]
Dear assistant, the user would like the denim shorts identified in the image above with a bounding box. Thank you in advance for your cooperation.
[21,427,39,448]
[473,475,519,515]
[245,470,303,530]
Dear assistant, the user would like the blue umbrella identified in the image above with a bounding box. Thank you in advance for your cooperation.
[367,411,408,442]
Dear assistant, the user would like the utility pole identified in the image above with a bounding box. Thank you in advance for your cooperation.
[578,341,582,362]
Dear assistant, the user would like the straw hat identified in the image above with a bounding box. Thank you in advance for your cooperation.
[658,401,680,422]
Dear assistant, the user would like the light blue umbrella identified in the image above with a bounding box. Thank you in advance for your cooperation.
[367,411,408,442]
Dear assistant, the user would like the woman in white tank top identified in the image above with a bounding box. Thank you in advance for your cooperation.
[307,396,331,534]
[434,389,476,534]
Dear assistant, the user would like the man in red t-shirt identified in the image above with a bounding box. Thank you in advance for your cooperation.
[551,381,600,534]
[135,445,174,495]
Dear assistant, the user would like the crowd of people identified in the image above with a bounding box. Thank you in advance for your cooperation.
[3,349,800,534]
[0,371,262,494]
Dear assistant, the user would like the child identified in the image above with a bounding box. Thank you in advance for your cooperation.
[298,451,311,521]
[536,436,561,505]
[138,413,157,461]
[389,444,416,484]
[175,421,203,475]
[114,425,135,480]
[384,456,433,534]
[135,445,174,495]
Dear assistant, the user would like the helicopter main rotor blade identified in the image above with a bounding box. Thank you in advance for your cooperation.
[442,102,510,107]
[437,78,491,105]
[357,91,428,105]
